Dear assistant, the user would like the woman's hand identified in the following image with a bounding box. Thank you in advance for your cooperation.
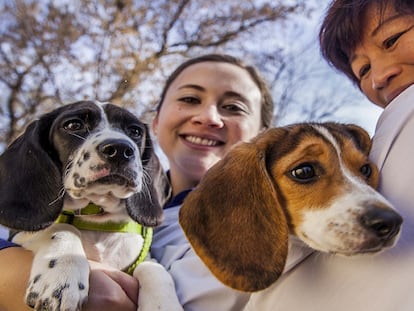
[84,261,139,311]
[0,246,139,311]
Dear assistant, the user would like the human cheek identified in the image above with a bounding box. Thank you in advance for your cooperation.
[240,118,262,140]
[360,80,386,108]
[230,123,260,145]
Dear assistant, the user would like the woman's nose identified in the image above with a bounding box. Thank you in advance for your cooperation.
[371,60,402,90]
[192,105,224,128]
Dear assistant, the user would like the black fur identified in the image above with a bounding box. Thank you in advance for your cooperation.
[0,101,168,231]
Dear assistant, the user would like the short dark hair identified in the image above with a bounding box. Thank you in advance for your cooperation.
[157,54,274,129]
[319,0,414,85]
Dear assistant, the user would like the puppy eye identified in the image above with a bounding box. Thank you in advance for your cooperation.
[290,164,316,182]
[63,118,84,131]
[360,164,372,178]
[127,125,143,139]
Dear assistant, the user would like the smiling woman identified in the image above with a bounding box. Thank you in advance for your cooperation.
[240,1,414,310]
[150,53,276,311]
[349,9,414,107]
[319,0,414,108]
[153,62,262,196]
[0,53,274,311]
[152,54,273,197]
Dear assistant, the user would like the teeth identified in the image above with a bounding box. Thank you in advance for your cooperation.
[185,135,219,146]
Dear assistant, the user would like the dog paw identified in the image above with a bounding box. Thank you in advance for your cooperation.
[135,261,183,311]
[19,224,89,311]
[25,255,89,311]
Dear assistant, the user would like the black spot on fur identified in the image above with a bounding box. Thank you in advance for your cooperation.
[52,283,69,299]
[74,174,86,187]
[79,282,85,290]
[83,152,90,161]
[49,259,57,268]
[33,274,41,284]
[41,298,51,309]
[26,292,39,308]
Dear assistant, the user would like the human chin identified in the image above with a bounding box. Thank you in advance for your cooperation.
[193,155,223,175]
[180,153,221,173]
[361,85,385,108]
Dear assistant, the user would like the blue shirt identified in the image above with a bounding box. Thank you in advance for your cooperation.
[152,189,251,311]
[0,238,16,250]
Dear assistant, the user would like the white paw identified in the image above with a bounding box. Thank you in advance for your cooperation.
[22,226,90,311]
[135,261,183,311]
[25,254,89,311]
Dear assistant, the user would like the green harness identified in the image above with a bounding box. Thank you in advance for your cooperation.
[55,203,152,275]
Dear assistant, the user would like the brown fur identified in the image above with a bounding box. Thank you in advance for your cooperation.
[179,122,396,292]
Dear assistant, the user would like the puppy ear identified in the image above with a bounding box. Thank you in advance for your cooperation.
[0,117,63,231]
[126,124,167,227]
[179,130,289,292]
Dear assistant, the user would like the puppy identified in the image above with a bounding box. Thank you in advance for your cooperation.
[179,122,402,292]
[0,101,182,311]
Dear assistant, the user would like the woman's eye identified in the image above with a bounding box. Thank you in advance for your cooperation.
[383,32,402,49]
[179,96,200,105]
[358,64,371,79]
[222,102,247,114]
[63,119,84,131]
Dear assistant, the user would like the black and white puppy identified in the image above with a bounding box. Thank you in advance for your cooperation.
[0,101,182,311]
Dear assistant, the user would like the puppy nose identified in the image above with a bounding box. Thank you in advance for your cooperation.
[359,207,403,240]
[98,139,135,163]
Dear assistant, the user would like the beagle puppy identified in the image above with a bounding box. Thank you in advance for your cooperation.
[179,122,402,292]
[0,101,182,311]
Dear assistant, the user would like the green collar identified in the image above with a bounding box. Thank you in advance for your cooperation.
[55,203,152,275]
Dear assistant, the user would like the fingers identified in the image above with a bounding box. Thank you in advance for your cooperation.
[84,261,139,311]
[102,268,140,305]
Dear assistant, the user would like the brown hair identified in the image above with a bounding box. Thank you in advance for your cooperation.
[319,0,414,85]
[157,54,274,129]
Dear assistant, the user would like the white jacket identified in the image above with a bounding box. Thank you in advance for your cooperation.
[244,85,414,311]
[152,198,313,311]
[152,203,250,311]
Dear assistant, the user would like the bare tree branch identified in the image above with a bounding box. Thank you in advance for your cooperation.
[0,0,315,149]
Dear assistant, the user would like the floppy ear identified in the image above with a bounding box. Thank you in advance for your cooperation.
[0,116,64,231]
[179,129,289,292]
[126,124,168,227]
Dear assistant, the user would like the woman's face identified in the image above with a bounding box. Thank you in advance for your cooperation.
[350,4,414,108]
[153,61,263,193]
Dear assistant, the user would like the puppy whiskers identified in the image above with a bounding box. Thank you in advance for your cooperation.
[68,132,87,140]
[142,169,154,204]
[49,187,66,206]
[63,159,74,178]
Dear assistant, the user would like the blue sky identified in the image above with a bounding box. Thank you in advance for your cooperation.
[277,0,382,135]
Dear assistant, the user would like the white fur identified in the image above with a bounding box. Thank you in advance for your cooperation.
[297,125,399,255]
[14,102,182,311]
[15,224,89,311]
